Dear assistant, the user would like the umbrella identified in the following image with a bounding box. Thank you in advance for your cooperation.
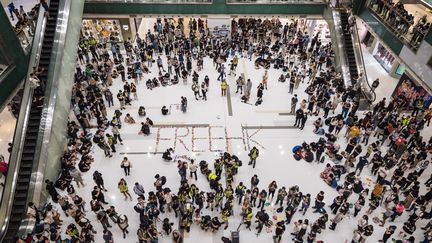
[292,145,302,153]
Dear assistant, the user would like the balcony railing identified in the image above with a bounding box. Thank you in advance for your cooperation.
[368,0,431,51]
[84,0,212,3]
[226,0,325,4]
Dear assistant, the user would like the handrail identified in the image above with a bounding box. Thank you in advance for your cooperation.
[0,0,50,240]
[30,0,72,206]
[351,18,376,103]
[332,10,352,87]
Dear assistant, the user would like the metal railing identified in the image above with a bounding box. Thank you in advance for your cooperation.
[85,0,212,3]
[0,0,49,239]
[351,19,376,103]
[226,0,325,4]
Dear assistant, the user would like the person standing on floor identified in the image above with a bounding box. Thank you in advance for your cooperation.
[189,159,198,180]
[236,76,244,94]
[181,96,187,113]
[291,94,298,114]
[294,108,304,127]
[289,75,295,94]
[248,147,259,168]
[121,157,132,176]
[118,178,132,201]
[273,221,286,242]
[157,56,165,72]
[244,79,252,100]
[97,210,111,230]
[117,215,129,238]
[300,112,308,130]
[379,225,396,243]
[133,182,145,197]
[221,79,228,96]
[261,70,268,89]
[192,82,201,100]
[201,82,208,101]
[112,124,123,145]
[106,133,116,153]
[217,64,225,81]
[103,229,114,243]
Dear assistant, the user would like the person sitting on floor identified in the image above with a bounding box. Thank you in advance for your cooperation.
[140,122,150,135]
[162,148,174,161]
[138,106,146,116]
[124,114,136,124]
[161,106,169,115]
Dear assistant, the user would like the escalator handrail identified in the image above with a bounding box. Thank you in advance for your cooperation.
[351,19,376,102]
[0,0,51,240]
[28,0,72,206]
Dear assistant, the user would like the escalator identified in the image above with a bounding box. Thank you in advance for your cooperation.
[339,10,359,83]
[2,0,60,241]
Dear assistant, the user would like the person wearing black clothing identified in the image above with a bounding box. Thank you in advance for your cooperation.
[294,108,304,127]
[117,64,126,82]
[355,156,368,176]
[161,106,169,115]
[273,221,286,242]
[45,179,59,203]
[300,112,308,130]
[378,225,396,243]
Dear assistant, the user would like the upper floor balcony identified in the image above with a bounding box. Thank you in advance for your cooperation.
[367,0,431,51]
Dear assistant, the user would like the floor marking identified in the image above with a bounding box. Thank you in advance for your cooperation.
[255,110,291,113]
[278,112,294,116]
[153,124,209,127]
[119,152,164,155]
[242,125,298,129]
[226,86,233,116]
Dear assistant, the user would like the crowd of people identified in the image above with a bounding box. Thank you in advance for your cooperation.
[17,14,432,243]
[6,1,43,37]
[370,0,431,47]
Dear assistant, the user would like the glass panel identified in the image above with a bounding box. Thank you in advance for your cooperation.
[227,0,325,4]
[368,0,431,51]
[227,0,324,3]
[85,0,212,3]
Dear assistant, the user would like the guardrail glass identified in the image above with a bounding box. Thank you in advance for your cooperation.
[352,21,376,102]
[368,0,431,51]
[227,0,324,3]
[85,0,212,3]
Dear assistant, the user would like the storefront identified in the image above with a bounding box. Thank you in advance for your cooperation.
[372,42,396,73]
[359,27,405,78]
[392,72,432,109]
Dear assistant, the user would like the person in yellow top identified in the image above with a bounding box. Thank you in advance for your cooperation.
[243,207,253,230]
[118,178,132,201]
[348,125,360,139]
[221,79,228,96]
[208,171,217,181]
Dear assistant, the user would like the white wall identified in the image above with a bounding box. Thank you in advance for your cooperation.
[399,41,432,92]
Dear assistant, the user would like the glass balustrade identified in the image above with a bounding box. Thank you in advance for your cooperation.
[227,0,325,3]
[85,0,212,3]
[368,0,431,51]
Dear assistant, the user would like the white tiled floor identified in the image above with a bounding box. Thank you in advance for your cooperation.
[361,43,398,102]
